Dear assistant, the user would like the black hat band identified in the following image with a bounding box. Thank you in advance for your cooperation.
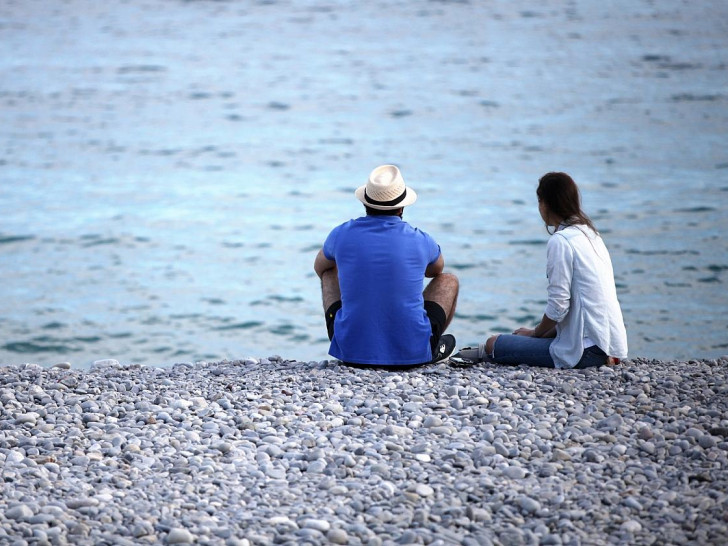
[364,188,407,207]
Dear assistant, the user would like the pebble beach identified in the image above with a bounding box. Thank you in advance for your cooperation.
[1,357,727,545]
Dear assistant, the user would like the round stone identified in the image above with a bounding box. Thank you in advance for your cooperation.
[15,412,39,425]
[621,520,642,533]
[5,504,34,521]
[302,519,331,532]
[327,529,349,544]
[416,484,435,497]
[166,528,195,543]
[503,466,527,479]
[519,496,541,514]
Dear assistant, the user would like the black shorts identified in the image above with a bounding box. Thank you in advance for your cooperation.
[325,300,447,368]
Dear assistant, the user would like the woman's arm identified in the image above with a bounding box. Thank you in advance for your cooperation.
[535,314,557,337]
[514,314,558,338]
[544,234,573,323]
[514,235,572,338]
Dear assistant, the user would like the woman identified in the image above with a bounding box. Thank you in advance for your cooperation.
[454,172,628,368]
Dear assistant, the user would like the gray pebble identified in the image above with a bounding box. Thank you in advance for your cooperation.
[423,415,443,428]
[5,504,34,521]
[503,466,527,479]
[519,496,541,514]
[327,529,349,544]
[623,497,643,511]
[166,528,195,544]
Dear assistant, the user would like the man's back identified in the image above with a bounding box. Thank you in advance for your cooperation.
[323,215,440,365]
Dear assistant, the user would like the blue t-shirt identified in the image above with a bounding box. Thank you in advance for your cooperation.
[323,215,441,365]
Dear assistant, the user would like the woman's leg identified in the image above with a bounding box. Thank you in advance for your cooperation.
[488,334,555,367]
[574,345,608,369]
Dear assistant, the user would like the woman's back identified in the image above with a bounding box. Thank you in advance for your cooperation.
[547,225,628,367]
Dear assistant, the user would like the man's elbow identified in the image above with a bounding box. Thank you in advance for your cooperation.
[313,251,325,278]
[425,256,445,277]
[314,250,335,278]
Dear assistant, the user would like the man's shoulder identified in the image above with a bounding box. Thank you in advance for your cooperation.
[390,217,425,233]
[328,217,359,233]
[405,222,437,243]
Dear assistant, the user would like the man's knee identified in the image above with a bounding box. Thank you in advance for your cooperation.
[425,272,459,295]
[437,272,459,304]
[321,268,341,310]
[424,273,459,326]
[435,273,459,284]
[438,272,459,287]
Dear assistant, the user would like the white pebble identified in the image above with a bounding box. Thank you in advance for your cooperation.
[92,359,120,369]
[302,519,331,532]
[621,520,642,533]
[166,528,195,544]
[416,484,435,497]
[5,504,34,521]
[15,412,39,425]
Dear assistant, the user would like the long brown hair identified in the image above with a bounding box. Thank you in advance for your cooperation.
[537,172,597,234]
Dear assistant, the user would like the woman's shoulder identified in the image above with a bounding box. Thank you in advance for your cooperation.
[548,225,600,253]
[558,224,599,240]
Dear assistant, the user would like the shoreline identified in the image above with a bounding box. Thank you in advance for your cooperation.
[1,357,727,545]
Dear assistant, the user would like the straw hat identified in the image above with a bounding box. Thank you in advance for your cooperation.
[355,165,417,210]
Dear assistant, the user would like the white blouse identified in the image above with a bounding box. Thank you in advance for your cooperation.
[545,224,628,368]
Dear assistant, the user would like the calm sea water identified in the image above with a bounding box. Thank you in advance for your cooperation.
[1,0,727,368]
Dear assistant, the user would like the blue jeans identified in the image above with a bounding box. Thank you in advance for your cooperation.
[491,335,607,369]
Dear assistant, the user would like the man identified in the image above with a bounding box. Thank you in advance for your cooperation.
[314,164,459,367]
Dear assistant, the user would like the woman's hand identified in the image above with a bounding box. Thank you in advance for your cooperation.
[513,315,558,338]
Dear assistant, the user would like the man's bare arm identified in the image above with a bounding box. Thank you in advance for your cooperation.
[425,254,444,278]
[314,249,336,279]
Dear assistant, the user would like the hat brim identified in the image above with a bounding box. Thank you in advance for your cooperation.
[355,185,418,210]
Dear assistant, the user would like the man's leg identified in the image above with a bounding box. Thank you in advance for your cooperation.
[423,272,459,330]
[321,267,340,311]
[321,267,342,341]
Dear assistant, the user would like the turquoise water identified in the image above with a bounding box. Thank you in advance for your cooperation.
[1,0,727,367]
